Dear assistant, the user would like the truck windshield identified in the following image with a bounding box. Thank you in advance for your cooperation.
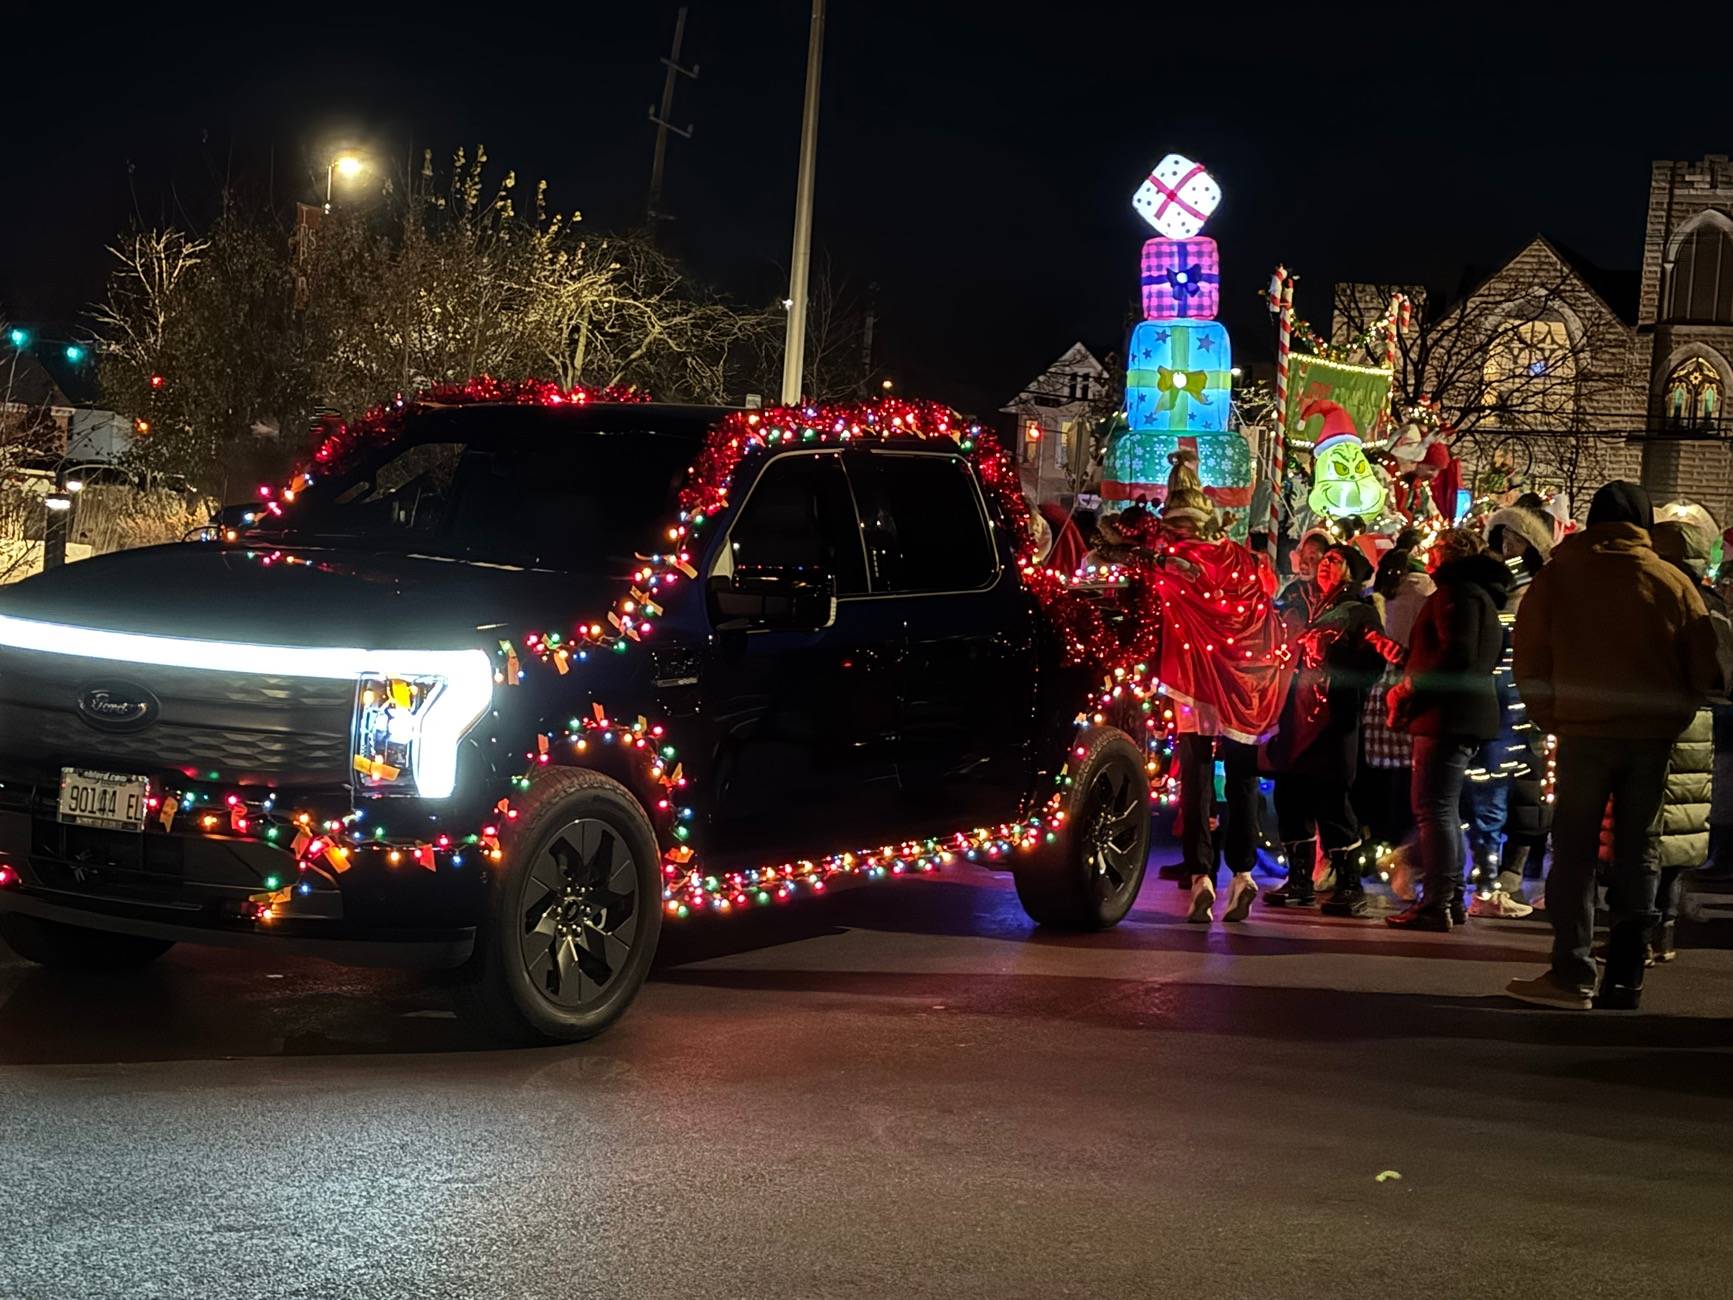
[257,428,700,571]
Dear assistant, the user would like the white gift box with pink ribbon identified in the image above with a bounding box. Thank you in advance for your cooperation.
[1132,153,1222,240]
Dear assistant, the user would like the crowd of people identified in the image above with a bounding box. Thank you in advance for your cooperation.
[1051,457,1732,1013]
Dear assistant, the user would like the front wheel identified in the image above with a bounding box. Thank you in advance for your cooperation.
[457,768,664,1043]
[0,912,175,970]
[1013,728,1151,929]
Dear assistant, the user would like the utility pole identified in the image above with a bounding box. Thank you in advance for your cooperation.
[780,0,826,405]
[858,281,878,396]
[647,7,699,227]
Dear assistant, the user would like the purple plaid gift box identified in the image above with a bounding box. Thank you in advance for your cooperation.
[1141,237,1220,321]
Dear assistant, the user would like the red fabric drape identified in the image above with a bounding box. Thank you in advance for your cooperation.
[1038,502,1088,576]
[1149,537,1290,744]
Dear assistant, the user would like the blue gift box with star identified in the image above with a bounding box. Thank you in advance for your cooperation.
[1124,319,1232,432]
[1140,237,1219,319]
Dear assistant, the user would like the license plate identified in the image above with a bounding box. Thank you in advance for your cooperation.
[58,767,150,832]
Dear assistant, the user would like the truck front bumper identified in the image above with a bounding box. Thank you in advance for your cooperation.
[0,777,479,969]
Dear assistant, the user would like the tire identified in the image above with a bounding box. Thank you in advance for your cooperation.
[0,912,175,970]
[457,767,663,1044]
[1013,727,1151,930]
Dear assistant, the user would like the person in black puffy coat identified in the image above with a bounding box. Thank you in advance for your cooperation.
[1385,529,1511,929]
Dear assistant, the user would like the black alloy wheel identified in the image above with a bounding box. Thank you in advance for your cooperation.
[1013,727,1151,930]
[1078,761,1148,912]
[458,767,662,1043]
[519,818,639,1009]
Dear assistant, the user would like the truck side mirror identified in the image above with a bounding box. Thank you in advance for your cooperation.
[709,564,837,631]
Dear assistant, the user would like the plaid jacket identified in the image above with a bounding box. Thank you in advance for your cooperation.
[1361,663,1413,769]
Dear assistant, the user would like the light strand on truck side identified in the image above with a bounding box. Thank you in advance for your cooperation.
[152,391,1207,922]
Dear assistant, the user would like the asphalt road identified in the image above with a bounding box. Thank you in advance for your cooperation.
[2,865,1731,1300]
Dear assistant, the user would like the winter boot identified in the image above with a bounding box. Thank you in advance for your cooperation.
[1262,841,1317,907]
[1320,848,1370,917]
[1385,899,1453,931]
[1594,921,1649,1009]
[1186,874,1216,924]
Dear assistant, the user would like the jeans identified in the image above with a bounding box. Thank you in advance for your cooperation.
[1547,736,1668,989]
[1177,734,1260,882]
[1460,774,1510,888]
[1273,773,1359,851]
[1411,735,1478,910]
[1657,867,1683,928]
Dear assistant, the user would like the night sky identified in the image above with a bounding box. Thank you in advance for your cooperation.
[5,2,1731,417]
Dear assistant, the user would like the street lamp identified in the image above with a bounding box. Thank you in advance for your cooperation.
[325,152,369,212]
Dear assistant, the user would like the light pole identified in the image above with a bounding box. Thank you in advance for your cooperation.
[325,152,368,213]
[779,0,826,406]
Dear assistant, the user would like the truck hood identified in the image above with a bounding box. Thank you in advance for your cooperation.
[0,541,607,650]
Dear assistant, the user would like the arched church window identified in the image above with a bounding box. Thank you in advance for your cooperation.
[1665,356,1723,429]
[1665,217,1733,323]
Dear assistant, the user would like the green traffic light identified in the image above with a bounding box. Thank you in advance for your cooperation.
[6,328,27,349]
[64,344,85,363]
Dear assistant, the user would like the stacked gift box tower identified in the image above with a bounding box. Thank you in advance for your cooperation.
[1104,153,1252,536]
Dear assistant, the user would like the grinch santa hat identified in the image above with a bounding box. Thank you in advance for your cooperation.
[1303,398,1364,454]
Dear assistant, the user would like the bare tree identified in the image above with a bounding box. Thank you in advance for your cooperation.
[0,400,62,584]
[533,232,778,401]
[92,145,779,499]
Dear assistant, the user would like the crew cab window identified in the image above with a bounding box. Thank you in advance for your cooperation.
[846,453,997,593]
[728,453,867,595]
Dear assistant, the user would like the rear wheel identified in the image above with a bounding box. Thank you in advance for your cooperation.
[0,913,175,970]
[1013,728,1151,929]
[458,768,663,1043]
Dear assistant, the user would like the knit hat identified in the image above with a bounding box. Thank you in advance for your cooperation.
[1587,481,1653,529]
[1161,448,1214,524]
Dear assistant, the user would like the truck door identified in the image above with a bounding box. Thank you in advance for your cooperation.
[844,449,1038,838]
[701,451,904,865]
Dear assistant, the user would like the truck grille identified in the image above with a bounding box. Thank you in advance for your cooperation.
[0,646,353,786]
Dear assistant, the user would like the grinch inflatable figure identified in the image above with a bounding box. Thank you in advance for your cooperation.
[1301,398,1386,521]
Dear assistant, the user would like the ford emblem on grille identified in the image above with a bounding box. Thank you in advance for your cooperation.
[76,682,160,730]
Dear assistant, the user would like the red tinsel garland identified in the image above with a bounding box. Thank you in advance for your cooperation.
[265,376,650,504]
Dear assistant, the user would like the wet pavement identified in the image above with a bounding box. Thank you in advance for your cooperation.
[3,867,1731,1299]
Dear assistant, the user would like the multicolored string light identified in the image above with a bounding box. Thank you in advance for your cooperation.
[152,386,1219,924]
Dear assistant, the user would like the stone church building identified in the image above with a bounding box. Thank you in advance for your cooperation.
[1338,155,1733,523]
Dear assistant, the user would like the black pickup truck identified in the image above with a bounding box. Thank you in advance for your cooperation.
[0,395,1153,1041]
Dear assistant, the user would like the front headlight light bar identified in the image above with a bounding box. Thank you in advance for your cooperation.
[0,614,492,802]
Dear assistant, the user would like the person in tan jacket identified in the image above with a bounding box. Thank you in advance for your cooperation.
[1506,482,1722,1010]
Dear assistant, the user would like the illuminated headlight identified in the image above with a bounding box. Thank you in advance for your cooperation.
[0,615,492,801]
[351,660,493,800]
